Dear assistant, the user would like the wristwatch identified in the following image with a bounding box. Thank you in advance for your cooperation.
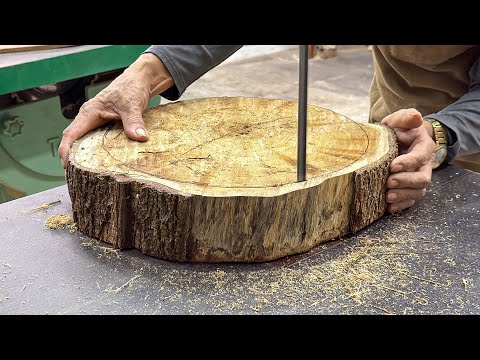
[425,119,448,169]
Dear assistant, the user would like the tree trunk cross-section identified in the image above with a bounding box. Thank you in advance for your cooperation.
[66,97,397,262]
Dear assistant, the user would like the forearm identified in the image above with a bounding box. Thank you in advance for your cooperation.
[424,57,480,162]
[144,45,243,100]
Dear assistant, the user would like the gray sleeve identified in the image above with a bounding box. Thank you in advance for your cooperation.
[144,45,243,100]
[425,56,480,163]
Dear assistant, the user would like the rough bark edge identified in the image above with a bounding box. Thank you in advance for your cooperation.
[66,162,193,261]
[67,160,350,263]
[350,126,398,233]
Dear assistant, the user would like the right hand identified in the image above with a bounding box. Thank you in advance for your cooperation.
[58,53,174,168]
[381,108,436,213]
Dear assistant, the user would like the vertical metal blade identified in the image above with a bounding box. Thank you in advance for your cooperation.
[297,45,308,182]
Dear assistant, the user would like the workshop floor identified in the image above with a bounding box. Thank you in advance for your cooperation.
[170,45,373,123]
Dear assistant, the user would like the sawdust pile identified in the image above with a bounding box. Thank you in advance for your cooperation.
[44,214,77,233]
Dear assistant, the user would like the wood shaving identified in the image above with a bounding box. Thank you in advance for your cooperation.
[31,200,61,212]
[104,275,141,294]
[81,239,121,258]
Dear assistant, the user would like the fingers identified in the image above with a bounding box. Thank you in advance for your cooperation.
[386,188,427,203]
[58,105,112,168]
[388,162,432,189]
[386,112,436,173]
[58,76,151,168]
[381,108,436,213]
[386,163,432,213]
[390,143,434,173]
[381,108,423,129]
[59,105,149,168]
[119,106,149,142]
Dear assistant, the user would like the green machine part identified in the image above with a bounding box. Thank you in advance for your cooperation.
[0,45,160,203]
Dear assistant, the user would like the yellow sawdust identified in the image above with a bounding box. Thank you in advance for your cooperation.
[31,200,61,212]
[44,214,77,233]
[137,216,457,315]
[81,239,121,258]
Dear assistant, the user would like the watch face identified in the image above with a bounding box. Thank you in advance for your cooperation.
[432,146,447,169]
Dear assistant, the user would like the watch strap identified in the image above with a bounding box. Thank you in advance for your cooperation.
[425,118,448,169]
[426,119,447,147]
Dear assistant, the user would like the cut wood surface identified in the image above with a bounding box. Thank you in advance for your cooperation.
[67,97,397,262]
[0,45,73,54]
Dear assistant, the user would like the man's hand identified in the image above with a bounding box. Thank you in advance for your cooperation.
[58,53,174,168]
[381,108,437,213]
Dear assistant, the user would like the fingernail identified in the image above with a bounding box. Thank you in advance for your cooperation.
[135,128,147,137]
[389,180,399,188]
[387,193,397,201]
[392,164,403,172]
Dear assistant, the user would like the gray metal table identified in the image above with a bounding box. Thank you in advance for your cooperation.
[1,165,478,314]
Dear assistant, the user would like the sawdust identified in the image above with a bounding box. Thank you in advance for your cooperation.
[132,213,459,315]
[44,216,118,257]
[444,257,456,267]
[104,275,141,294]
[31,200,61,212]
[44,214,77,233]
[59,204,472,314]
[210,270,227,281]
[81,239,121,258]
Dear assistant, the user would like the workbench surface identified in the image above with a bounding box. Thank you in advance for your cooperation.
[1,165,478,315]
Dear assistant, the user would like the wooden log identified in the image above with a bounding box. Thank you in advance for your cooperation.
[66,97,397,262]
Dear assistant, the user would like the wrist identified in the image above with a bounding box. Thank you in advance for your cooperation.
[127,53,175,98]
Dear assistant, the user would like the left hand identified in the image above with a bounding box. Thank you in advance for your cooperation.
[381,108,437,213]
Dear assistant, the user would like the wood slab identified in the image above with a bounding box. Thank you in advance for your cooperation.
[66,97,397,262]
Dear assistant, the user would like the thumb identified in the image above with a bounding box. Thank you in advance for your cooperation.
[381,108,423,130]
[121,109,149,142]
